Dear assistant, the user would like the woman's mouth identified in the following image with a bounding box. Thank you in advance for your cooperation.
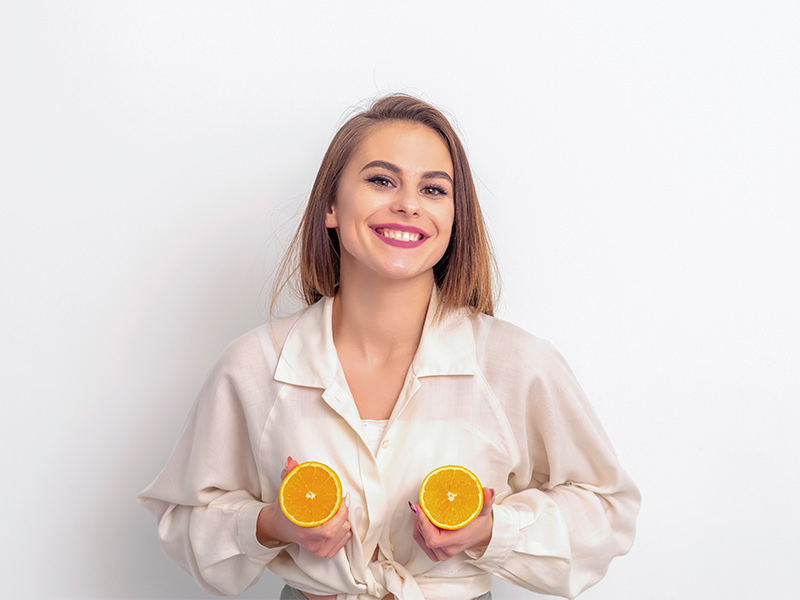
[378,228,422,242]
[370,224,428,247]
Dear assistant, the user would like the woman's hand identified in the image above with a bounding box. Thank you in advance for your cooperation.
[410,488,495,562]
[256,457,352,559]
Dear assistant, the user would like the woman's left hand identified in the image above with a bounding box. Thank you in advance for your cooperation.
[410,488,495,561]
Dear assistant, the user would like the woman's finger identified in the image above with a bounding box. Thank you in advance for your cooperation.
[304,492,350,555]
[314,513,352,559]
[302,518,350,559]
[321,492,350,531]
[280,456,299,480]
[413,504,443,548]
[434,546,453,561]
[410,496,494,562]
[325,526,353,558]
[413,525,440,562]
[412,504,452,561]
[478,488,495,517]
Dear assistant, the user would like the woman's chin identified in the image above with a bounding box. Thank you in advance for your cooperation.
[368,263,436,283]
[385,260,438,278]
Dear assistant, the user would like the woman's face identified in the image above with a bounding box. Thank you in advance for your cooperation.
[326,121,455,284]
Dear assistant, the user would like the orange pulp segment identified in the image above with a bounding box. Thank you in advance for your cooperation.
[419,465,483,530]
[279,461,342,527]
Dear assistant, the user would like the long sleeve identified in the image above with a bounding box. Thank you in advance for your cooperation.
[138,330,286,596]
[466,321,641,599]
[139,299,638,600]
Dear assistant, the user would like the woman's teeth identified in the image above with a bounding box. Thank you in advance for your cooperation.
[381,229,422,242]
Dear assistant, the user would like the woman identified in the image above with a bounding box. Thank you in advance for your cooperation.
[139,94,640,600]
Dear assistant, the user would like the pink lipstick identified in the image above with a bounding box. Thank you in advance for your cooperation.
[369,223,429,248]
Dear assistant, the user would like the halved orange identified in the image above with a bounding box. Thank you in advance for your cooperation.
[279,461,342,527]
[419,465,484,530]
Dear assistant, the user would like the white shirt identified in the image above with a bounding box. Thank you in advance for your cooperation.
[139,293,640,600]
[361,420,389,455]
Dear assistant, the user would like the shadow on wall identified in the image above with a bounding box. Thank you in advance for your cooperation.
[77,228,289,597]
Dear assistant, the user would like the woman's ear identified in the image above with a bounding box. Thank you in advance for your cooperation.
[325,201,338,229]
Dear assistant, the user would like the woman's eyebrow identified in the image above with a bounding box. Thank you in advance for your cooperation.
[361,160,453,183]
[422,170,453,184]
[360,160,402,174]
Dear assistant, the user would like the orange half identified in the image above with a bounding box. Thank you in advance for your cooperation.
[279,461,342,527]
[419,465,484,530]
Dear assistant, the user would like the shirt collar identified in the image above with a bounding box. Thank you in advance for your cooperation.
[273,288,478,388]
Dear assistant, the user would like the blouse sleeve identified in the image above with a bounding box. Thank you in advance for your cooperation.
[138,333,286,596]
[465,337,641,599]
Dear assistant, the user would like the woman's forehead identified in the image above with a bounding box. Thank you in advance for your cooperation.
[350,121,453,175]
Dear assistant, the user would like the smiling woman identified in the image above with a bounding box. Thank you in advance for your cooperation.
[277,94,497,321]
[139,94,640,600]
[326,121,455,287]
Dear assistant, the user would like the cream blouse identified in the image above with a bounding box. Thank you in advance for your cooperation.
[138,293,640,600]
[361,420,389,456]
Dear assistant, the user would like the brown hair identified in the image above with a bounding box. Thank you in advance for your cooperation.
[271,93,498,318]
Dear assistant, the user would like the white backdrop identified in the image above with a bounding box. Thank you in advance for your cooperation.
[2,2,798,599]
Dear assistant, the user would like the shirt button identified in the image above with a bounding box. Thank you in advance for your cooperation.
[390,543,395,552]
[381,439,390,449]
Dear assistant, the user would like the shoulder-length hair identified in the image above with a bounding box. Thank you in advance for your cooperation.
[272,93,498,319]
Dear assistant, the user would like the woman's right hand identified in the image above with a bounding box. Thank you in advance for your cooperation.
[256,456,352,559]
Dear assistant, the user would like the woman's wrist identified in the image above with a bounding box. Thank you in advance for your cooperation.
[256,502,289,547]
[468,512,494,555]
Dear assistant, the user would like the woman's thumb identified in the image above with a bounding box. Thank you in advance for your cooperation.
[480,488,495,516]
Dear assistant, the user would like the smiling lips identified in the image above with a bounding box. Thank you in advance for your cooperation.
[370,223,428,248]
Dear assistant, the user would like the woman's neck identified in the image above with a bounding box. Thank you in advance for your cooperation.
[331,272,434,363]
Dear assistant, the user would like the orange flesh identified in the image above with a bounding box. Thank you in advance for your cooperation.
[420,466,483,530]
[280,462,342,527]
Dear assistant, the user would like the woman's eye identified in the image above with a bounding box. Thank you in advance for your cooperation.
[367,176,393,187]
[423,185,448,196]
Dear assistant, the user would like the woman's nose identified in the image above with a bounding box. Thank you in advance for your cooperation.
[391,187,421,216]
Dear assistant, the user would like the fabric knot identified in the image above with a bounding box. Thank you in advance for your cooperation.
[345,559,424,600]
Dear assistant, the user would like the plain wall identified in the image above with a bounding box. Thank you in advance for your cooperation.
[1,1,798,598]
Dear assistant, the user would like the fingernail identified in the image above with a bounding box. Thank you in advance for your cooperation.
[408,501,418,515]
[345,492,351,508]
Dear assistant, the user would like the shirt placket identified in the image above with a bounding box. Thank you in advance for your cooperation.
[330,368,424,561]
[320,374,390,573]
[373,372,422,562]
